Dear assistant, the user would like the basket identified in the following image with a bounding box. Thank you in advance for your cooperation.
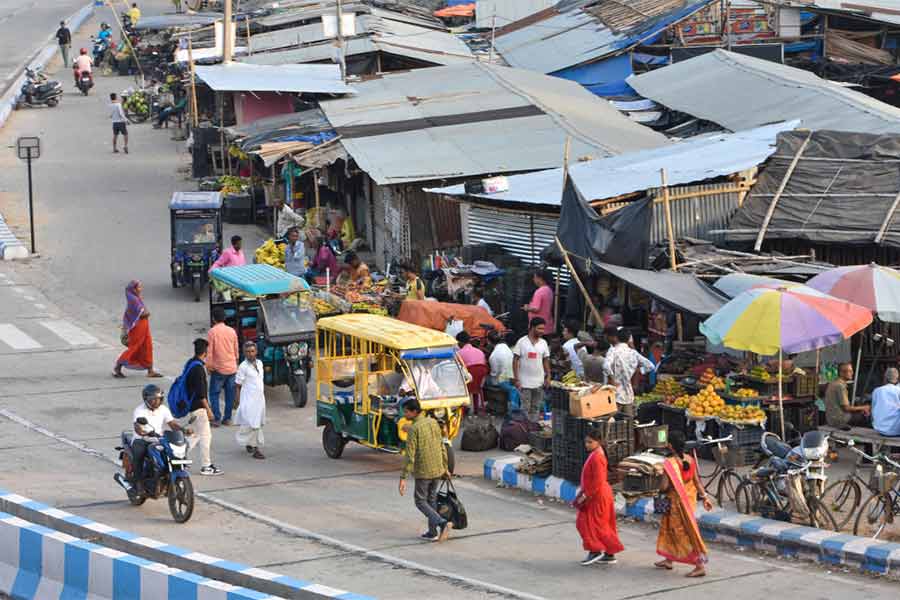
[792,373,818,398]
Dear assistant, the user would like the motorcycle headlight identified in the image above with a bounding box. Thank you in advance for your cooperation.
[432,408,446,419]
[286,342,300,358]
[803,446,827,460]
[170,444,187,459]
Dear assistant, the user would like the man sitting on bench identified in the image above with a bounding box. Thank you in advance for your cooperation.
[825,362,871,429]
[873,368,900,437]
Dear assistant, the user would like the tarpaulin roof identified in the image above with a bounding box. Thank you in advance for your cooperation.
[434,3,475,17]
[133,13,222,30]
[725,130,900,247]
[194,63,353,94]
[427,121,796,206]
[596,261,728,316]
[493,0,717,74]
[318,61,668,185]
[771,0,900,26]
[628,49,900,135]
[226,108,332,139]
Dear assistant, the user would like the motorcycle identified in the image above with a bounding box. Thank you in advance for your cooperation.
[16,67,62,109]
[75,69,93,96]
[92,36,110,65]
[113,419,195,523]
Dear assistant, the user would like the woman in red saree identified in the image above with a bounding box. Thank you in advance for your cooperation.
[113,280,162,378]
[655,430,713,577]
[575,428,624,565]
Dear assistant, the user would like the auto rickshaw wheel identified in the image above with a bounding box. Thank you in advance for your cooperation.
[323,421,346,459]
[171,272,178,289]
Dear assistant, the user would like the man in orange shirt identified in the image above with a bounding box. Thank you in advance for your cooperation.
[207,307,239,426]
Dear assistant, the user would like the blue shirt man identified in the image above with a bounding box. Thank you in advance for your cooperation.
[872,368,900,437]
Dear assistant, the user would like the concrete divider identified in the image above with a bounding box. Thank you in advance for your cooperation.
[0,214,27,260]
[485,455,900,577]
[0,490,372,600]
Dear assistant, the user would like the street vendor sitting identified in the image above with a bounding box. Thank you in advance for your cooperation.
[457,331,486,369]
[825,362,871,429]
[338,252,372,288]
[307,239,338,279]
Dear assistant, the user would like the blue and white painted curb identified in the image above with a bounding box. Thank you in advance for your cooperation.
[485,455,900,576]
[0,213,27,260]
[0,490,373,600]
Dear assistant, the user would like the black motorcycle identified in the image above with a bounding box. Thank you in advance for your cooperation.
[76,70,93,96]
[17,68,62,109]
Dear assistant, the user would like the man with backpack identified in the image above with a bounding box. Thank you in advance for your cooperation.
[171,339,222,476]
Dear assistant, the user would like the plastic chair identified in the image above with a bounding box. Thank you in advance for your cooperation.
[466,363,490,415]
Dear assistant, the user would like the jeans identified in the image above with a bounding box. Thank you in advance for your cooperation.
[209,371,235,422]
[497,380,521,410]
[414,478,446,535]
[520,388,545,421]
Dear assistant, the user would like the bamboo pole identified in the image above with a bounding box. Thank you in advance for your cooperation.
[188,32,199,128]
[660,169,677,272]
[555,237,603,327]
[556,137,570,332]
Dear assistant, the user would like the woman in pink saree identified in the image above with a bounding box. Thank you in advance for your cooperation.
[655,430,714,577]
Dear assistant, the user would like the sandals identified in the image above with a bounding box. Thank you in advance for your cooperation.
[654,560,673,570]
[252,449,266,459]
[147,371,163,378]
[245,446,254,454]
[112,371,126,379]
[686,568,706,578]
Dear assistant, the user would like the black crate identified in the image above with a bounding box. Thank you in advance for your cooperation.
[528,431,553,452]
[638,424,669,450]
[766,402,818,435]
[551,409,567,436]
[713,444,760,468]
[660,405,689,435]
[549,387,570,411]
[719,422,765,448]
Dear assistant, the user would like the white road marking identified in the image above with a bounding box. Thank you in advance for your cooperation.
[38,320,98,346]
[34,303,46,310]
[0,324,41,349]
[24,295,34,301]
[11,287,25,294]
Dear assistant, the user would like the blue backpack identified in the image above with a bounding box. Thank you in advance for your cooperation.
[168,359,202,419]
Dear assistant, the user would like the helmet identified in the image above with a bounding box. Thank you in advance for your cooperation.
[80,47,87,55]
[142,384,163,408]
[101,22,110,30]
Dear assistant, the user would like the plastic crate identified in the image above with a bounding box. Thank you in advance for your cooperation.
[589,413,633,445]
[637,425,669,450]
[528,431,553,452]
[766,402,818,435]
[792,373,818,398]
[712,444,759,468]
[549,387,570,411]
[551,409,567,436]
[659,405,688,435]
[620,469,664,494]
[718,422,765,448]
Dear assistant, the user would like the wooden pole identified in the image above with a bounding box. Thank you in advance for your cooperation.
[778,348,786,439]
[245,16,252,55]
[223,0,234,64]
[188,32,199,128]
[555,237,604,327]
[556,137,570,332]
[660,169,677,271]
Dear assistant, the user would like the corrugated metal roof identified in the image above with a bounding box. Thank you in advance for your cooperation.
[427,121,796,206]
[628,49,900,135]
[319,62,668,185]
[194,63,353,93]
[133,13,221,30]
[243,12,474,65]
[775,0,900,25]
[475,0,556,28]
[493,0,716,74]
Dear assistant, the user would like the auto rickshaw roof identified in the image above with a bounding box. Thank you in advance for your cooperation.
[317,314,458,351]
[169,191,223,211]
[210,264,310,296]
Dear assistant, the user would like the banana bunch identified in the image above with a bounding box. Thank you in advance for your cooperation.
[255,238,285,269]
[561,370,580,385]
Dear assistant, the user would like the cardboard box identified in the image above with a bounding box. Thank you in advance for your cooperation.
[569,386,616,418]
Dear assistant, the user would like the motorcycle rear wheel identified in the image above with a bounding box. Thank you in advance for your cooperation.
[47,98,59,107]
[168,477,194,523]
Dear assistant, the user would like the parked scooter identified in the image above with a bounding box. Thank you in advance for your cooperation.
[16,67,62,109]
[113,419,195,523]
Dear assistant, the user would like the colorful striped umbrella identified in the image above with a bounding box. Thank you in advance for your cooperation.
[806,263,900,323]
[700,287,873,356]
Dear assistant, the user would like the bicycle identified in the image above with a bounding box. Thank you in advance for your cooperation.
[850,443,900,538]
[693,435,745,506]
[735,461,839,531]
[819,440,872,530]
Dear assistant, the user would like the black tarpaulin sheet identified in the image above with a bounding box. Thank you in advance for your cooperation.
[554,175,652,269]
[594,262,728,316]
[727,130,900,246]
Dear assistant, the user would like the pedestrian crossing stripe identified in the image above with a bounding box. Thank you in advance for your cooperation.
[38,320,98,346]
[0,321,101,351]
[0,324,41,350]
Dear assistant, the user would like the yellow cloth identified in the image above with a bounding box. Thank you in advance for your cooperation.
[128,6,141,23]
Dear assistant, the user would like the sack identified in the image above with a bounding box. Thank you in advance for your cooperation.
[436,478,468,530]
[445,318,464,338]
[167,359,202,419]
[120,329,129,347]
[499,412,539,451]
[653,493,671,515]
[460,417,498,452]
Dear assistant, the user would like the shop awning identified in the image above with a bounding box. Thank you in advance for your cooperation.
[594,262,728,317]
[194,63,353,95]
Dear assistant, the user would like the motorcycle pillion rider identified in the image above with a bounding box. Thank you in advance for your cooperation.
[73,47,92,87]
[97,22,112,42]
[130,385,186,495]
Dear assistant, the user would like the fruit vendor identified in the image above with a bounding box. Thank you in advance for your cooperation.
[284,227,306,278]
[825,362,871,428]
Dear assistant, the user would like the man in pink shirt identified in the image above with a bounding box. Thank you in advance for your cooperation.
[523,269,555,333]
[207,307,240,426]
[456,331,486,368]
[209,235,246,272]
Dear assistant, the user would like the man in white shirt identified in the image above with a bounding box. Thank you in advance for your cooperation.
[562,320,585,380]
[130,385,183,494]
[275,199,305,239]
[513,318,551,421]
[603,326,655,417]
[473,287,493,317]
[109,93,129,154]
[489,331,520,410]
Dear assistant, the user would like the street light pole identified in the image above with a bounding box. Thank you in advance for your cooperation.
[223,0,234,64]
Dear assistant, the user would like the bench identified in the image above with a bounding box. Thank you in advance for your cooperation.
[820,425,900,465]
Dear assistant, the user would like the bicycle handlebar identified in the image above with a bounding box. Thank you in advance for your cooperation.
[833,438,900,469]
[698,435,734,445]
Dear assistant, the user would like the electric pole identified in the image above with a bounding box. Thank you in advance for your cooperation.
[336,0,346,80]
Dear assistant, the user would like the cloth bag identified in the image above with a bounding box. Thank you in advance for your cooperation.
[436,478,468,530]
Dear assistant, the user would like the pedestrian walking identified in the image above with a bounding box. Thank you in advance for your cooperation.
[512,317,551,421]
[109,93,129,154]
[182,339,223,476]
[56,21,71,69]
[207,306,239,426]
[398,399,452,542]
[114,280,162,378]
[235,341,267,459]
[655,431,713,578]
[575,428,623,565]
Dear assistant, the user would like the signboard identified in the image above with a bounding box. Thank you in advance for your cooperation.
[16,136,40,161]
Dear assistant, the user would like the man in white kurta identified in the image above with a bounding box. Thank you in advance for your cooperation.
[235,342,267,459]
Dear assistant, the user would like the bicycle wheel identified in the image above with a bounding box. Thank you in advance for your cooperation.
[853,493,892,539]
[716,470,744,507]
[821,477,862,530]
[734,479,758,515]
[697,459,718,480]
[808,496,839,531]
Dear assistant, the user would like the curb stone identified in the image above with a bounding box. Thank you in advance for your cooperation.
[484,455,900,576]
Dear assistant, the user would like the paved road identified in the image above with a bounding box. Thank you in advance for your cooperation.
[0,3,899,599]
[0,0,95,93]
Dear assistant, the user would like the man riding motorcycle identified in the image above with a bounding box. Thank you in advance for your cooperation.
[73,47,93,87]
[130,384,184,495]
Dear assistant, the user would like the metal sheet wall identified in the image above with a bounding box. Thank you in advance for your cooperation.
[650,183,741,245]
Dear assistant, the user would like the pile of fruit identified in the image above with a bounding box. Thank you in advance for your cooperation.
[672,394,691,409]
[351,302,388,316]
[635,393,664,405]
[123,91,149,118]
[750,365,772,381]
[699,368,726,390]
[561,371,581,386]
[313,297,339,316]
[653,379,685,401]
[255,239,285,269]
[219,175,249,196]
[719,404,767,424]
[687,385,726,418]
[733,388,759,399]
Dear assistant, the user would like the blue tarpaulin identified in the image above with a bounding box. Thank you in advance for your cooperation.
[554,54,635,97]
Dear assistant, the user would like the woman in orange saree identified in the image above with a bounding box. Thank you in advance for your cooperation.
[113,280,162,378]
[655,431,713,577]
